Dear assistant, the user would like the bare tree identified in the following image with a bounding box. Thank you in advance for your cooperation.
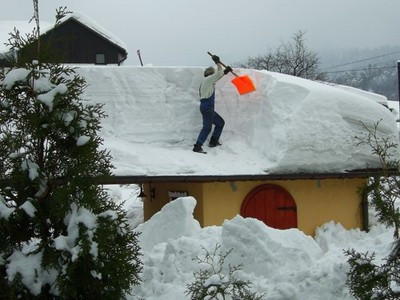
[237,30,327,81]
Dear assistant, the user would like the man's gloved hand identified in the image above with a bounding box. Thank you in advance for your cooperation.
[224,66,232,75]
[212,55,220,64]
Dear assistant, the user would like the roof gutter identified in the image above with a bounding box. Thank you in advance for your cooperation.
[91,169,396,185]
[0,169,395,186]
[118,50,128,66]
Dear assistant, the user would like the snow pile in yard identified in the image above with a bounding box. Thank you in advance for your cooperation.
[138,196,201,251]
[77,66,399,176]
[129,197,393,299]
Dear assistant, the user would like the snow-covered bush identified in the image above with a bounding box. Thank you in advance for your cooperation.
[0,8,141,298]
[185,244,265,300]
[345,121,400,299]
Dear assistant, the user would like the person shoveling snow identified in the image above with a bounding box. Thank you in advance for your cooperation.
[193,54,232,153]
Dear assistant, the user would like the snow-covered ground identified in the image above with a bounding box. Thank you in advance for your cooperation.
[104,189,393,300]
[106,181,394,300]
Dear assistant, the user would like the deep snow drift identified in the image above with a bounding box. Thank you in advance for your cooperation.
[77,66,399,176]
[128,196,393,299]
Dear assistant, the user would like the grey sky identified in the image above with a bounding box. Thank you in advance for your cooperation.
[1,0,400,66]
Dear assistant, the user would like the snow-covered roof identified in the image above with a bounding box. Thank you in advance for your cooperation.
[0,13,126,55]
[76,66,399,177]
[41,12,127,51]
[334,84,389,106]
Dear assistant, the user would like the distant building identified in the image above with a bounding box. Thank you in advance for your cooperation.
[0,13,127,66]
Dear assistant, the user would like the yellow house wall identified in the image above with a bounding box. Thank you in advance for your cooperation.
[143,178,365,236]
[202,179,365,236]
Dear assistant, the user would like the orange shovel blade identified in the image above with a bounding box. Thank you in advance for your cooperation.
[231,75,256,95]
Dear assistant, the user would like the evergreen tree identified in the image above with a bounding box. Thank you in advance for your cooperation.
[345,122,400,299]
[0,6,141,299]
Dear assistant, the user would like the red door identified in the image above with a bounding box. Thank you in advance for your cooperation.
[240,184,297,229]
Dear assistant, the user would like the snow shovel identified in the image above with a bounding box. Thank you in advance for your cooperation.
[207,51,256,95]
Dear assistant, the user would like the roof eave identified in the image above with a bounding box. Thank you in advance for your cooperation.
[93,169,398,185]
[41,17,128,54]
[1,170,395,186]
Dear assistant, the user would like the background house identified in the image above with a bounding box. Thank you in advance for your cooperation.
[0,20,51,66]
[0,13,127,66]
[74,66,399,236]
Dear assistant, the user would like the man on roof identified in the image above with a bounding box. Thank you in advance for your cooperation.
[193,55,232,153]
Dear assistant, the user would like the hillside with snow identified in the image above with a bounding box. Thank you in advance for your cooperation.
[77,66,399,176]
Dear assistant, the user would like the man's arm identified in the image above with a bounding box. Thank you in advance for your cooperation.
[200,64,224,99]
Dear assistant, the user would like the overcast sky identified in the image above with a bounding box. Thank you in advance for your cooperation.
[2,0,400,66]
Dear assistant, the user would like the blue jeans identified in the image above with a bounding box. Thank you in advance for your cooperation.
[196,97,225,145]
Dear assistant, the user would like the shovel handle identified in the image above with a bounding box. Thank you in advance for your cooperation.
[207,51,239,77]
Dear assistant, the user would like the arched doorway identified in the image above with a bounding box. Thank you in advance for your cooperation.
[240,184,297,229]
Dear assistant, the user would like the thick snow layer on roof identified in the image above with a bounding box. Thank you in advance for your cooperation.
[334,84,389,106]
[41,12,127,50]
[76,66,399,176]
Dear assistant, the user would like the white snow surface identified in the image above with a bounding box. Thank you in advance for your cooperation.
[129,196,394,299]
[76,66,399,176]
[19,201,37,218]
[3,68,31,89]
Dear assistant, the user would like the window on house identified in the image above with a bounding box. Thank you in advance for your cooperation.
[168,191,188,201]
[96,53,106,65]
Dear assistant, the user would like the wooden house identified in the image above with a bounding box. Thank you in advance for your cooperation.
[1,13,127,65]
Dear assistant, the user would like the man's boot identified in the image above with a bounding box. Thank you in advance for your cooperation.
[193,144,204,153]
[208,138,221,147]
